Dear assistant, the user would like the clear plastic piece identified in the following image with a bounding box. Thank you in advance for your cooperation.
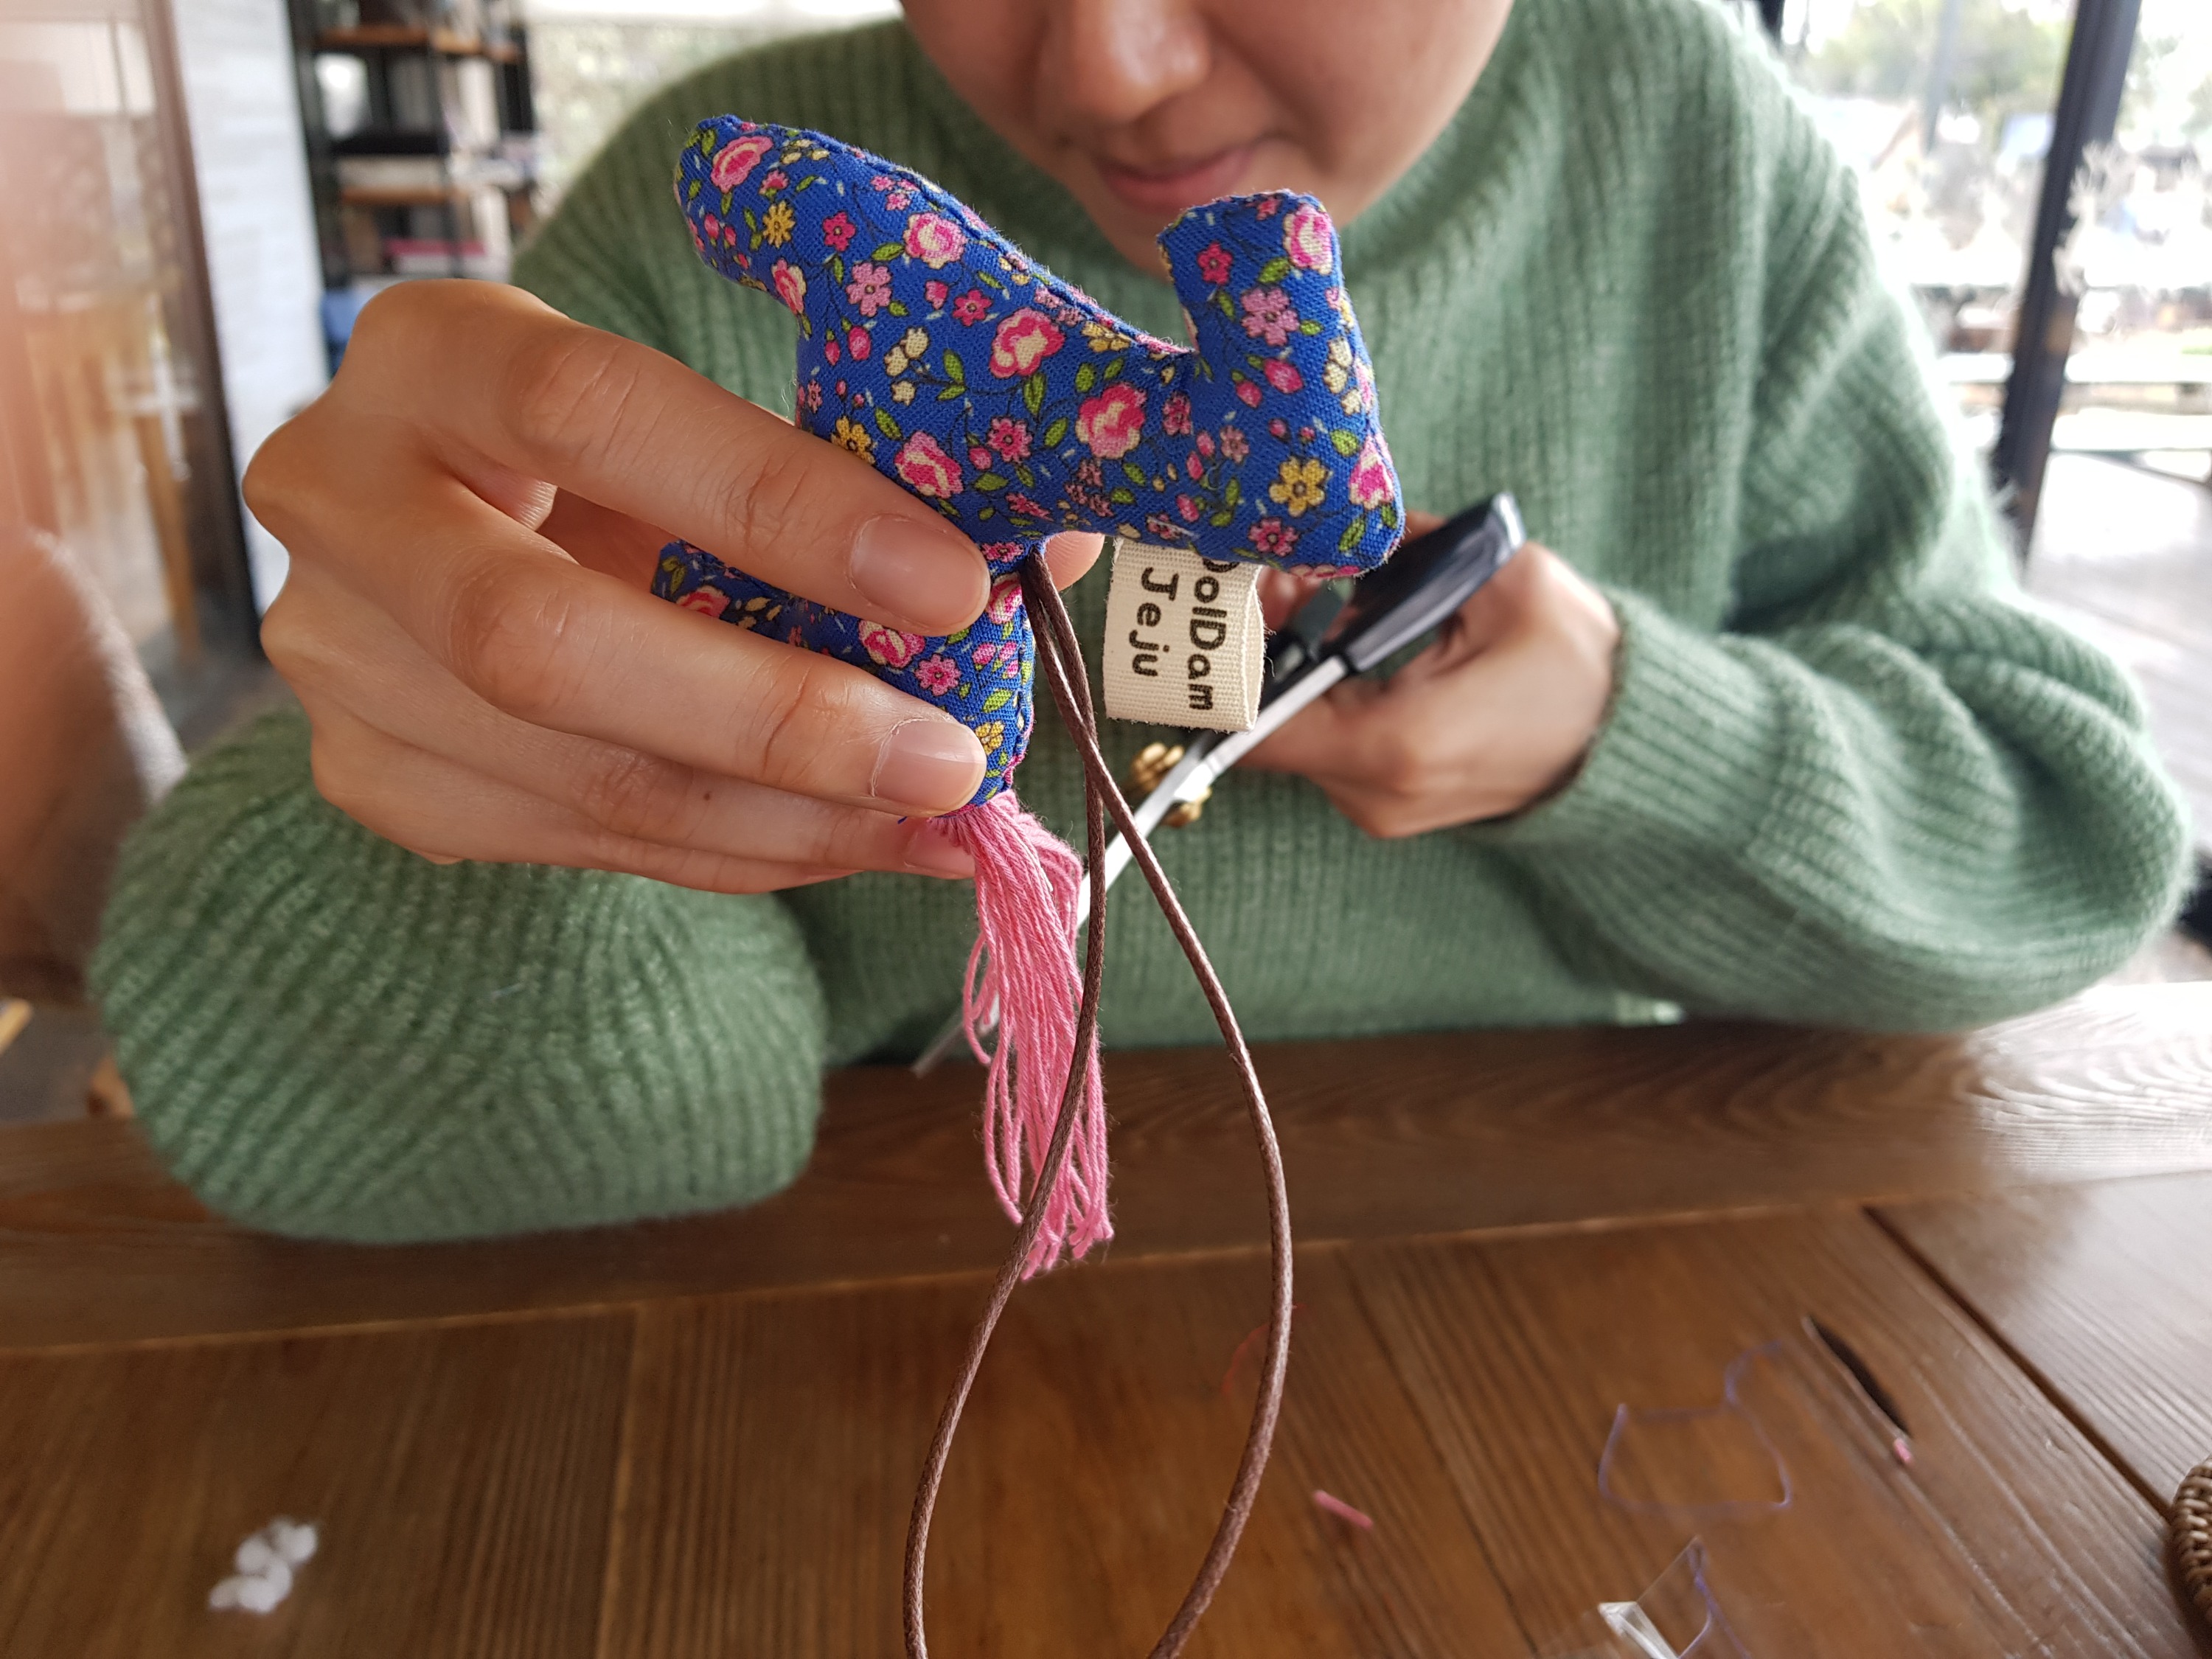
[1547,1541,1755,1659]
[1596,1343,1793,1517]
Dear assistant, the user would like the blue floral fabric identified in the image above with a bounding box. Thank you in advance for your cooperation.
[653,116,1403,805]
[658,537,1039,804]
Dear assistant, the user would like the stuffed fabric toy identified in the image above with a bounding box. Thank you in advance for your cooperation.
[658,118,1401,803]
[655,119,1402,1655]
[655,116,1404,1275]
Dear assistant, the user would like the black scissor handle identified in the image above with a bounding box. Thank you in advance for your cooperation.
[1326,493,1525,675]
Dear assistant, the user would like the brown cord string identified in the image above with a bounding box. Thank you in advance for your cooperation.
[901,560,1295,1658]
[900,566,1112,1655]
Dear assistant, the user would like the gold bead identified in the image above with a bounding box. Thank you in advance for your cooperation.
[1163,787,1210,829]
[1126,740,1208,827]
[1126,740,1184,796]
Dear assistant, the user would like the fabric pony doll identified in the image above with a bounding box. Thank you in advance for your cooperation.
[658,117,1404,1275]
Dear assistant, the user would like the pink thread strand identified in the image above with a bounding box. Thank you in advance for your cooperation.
[1220,1304,1304,1398]
[947,789,1110,1276]
[1312,1491,1374,1530]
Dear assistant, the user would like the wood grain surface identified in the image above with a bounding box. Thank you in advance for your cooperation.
[600,1250,1525,1659]
[0,1312,633,1658]
[1881,1171,2212,1506]
[1349,1211,2195,1658]
[19,1215,2181,1656]
[2,987,2209,1656]
[4,985,2210,1351]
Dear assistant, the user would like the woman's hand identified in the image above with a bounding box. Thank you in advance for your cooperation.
[247,281,1100,892]
[1244,518,1619,835]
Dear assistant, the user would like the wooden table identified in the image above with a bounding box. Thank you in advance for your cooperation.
[4,985,2211,1657]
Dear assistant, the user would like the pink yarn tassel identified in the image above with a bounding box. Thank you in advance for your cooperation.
[945,789,1110,1276]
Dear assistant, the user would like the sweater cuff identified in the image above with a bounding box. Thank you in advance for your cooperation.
[1470,587,1785,860]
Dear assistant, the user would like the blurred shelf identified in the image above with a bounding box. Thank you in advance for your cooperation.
[338,184,465,206]
[297,7,535,340]
[337,182,530,207]
[316,26,519,63]
[331,128,448,156]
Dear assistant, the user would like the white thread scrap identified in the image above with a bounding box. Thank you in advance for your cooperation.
[208,1517,318,1614]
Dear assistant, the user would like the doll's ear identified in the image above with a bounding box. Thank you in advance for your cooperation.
[1156,196,1402,573]
[1157,192,1339,313]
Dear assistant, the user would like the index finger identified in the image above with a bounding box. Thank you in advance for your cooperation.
[352,281,992,636]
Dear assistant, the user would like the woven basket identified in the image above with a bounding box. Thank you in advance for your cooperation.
[2176,1459,2212,1630]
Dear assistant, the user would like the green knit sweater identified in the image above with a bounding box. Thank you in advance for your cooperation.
[93,0,2191,1242]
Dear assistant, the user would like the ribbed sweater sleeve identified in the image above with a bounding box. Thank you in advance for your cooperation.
[1475,99,2192,1029]
[91,711,827,1240]
[83,41,877,1244]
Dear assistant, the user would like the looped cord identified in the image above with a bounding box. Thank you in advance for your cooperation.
[901,560,1295,1659]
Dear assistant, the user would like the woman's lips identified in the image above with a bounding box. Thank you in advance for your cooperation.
[1093,145,1256,216]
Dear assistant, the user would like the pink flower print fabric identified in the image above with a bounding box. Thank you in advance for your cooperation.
[654,117,1405,806]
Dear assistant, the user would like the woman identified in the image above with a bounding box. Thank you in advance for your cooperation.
[93,0,2191,1241]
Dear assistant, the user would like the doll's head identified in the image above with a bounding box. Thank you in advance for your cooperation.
[900,0,1518,269]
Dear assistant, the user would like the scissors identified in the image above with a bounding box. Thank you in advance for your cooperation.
[912,492,1527,1074]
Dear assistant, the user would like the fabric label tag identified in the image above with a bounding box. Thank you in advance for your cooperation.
[1101,543,1266,731]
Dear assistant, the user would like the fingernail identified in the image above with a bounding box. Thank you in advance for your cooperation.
[849,515,983,627]
[903,824,975,878]
[872,717,984,812]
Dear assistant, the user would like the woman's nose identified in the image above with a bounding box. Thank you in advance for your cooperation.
[1040,0,1213,130]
